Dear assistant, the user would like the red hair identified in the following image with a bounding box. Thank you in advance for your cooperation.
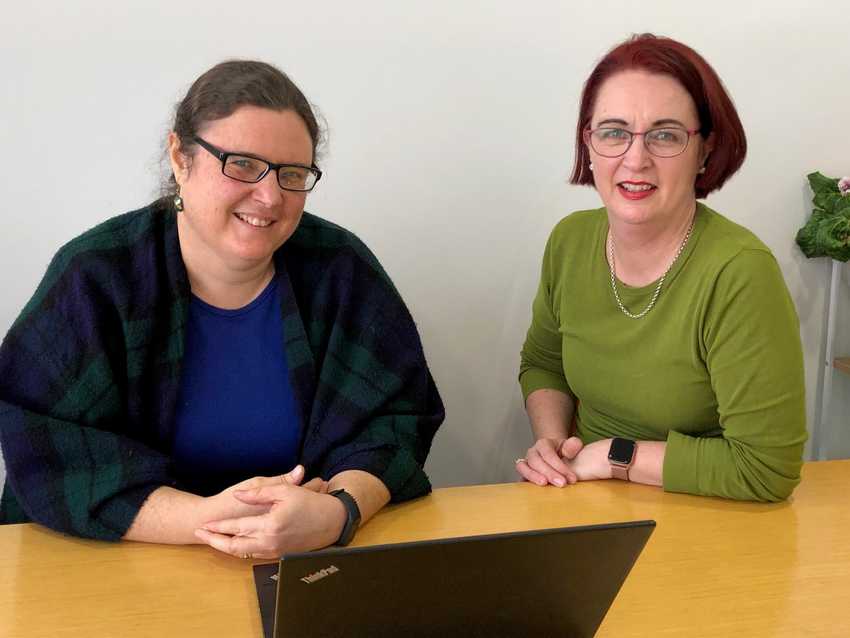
[569,34,746,199]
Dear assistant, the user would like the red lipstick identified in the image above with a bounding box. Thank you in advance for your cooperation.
[617,181,656,201]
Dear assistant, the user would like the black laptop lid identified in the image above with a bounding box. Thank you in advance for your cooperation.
[254,519,654,638]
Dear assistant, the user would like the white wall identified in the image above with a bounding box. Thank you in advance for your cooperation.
[2,1,849,490]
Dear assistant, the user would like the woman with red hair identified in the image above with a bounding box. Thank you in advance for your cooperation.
[515,34,806,501]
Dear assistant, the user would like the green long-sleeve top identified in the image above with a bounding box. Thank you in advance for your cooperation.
[520,203,807,502]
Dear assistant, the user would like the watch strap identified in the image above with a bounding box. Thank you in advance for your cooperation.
[329,489,361,546]
[611,464,630,481]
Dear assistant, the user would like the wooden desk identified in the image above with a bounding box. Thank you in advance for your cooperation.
[2,461,848,637]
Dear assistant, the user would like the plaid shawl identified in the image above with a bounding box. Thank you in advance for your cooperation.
[0,201,444,540]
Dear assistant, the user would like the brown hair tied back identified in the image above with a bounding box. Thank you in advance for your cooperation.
[162,59,323,205]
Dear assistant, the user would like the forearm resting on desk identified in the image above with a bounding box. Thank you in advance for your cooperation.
[123,485,268,545]
[518,389,577,486]
[124,465,321,545]
[520,388,665,488]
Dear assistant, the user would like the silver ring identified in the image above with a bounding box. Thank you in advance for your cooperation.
[514,458,527,465]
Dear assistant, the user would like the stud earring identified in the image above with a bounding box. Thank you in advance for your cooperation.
[589,162,594,171]
[698,166,706,174]
[173,187,184,212]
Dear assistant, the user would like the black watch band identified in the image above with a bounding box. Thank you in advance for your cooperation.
[329,489,361,546]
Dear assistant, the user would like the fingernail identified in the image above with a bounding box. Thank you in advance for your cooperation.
[553,477,565,487]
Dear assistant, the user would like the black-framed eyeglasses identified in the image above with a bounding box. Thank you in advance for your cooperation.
[193,136,322,192]
[584,127,700,158]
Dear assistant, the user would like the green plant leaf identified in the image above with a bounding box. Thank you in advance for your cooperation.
[817,210,850,262]
[835,195,850,214]
[807,171,840,195]
[796,214,826,257]
[814,191,842,213]
[796,172,847,260]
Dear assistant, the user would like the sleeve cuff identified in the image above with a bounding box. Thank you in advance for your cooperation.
[95,483,164,540]
[519,368,571,402]
[661,430,700,495]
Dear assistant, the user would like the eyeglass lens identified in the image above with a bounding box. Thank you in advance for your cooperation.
[590,128,690,158]
[223,155,317,190]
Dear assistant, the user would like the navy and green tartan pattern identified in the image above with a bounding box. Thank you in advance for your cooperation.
[0,202,444,540]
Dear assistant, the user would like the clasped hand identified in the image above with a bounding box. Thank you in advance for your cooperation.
[516,437,612,487]
[193,465,346,559]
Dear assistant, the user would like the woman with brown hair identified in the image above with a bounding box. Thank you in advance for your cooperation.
[0,60,444,558]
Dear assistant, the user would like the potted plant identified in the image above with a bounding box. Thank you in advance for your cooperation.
[796,172,850,262]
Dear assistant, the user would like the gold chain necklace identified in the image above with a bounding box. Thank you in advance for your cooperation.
[607,216,695,319]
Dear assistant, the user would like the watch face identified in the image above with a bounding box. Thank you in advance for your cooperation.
[608,438,636,465]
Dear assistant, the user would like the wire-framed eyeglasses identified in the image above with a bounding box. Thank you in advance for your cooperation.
[193,136,322,192]
[585,127,700,158]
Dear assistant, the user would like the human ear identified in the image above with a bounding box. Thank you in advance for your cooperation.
[699,132,716,168]
[167,132,191,185]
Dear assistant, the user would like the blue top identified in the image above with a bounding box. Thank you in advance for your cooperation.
[172,277,301,493]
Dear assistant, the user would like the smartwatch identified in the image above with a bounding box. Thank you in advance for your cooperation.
[608,437,636,481]
[329,489,361,546]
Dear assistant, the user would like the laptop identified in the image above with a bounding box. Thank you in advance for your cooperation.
[253,520,655,638]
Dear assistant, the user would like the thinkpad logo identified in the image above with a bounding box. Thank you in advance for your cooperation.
[300,565,340,584]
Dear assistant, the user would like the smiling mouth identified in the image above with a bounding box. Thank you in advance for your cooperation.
[234,212,275,228]
[618,182,656,192]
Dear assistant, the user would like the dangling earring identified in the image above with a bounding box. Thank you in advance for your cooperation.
[173,186,184,212]
[589,162,594,171]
